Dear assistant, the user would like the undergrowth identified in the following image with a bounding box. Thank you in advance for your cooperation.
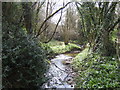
[72,49,120,88]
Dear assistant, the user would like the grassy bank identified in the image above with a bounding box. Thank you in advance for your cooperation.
[47,40,81,54]
[72,48,120,88]
[72,48,90,71]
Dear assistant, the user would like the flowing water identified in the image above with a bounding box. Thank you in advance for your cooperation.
[42,53,78,89]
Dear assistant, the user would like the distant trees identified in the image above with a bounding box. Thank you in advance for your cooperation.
[39,0,56,42]
[62,7,70,45]
[62,3,78,45]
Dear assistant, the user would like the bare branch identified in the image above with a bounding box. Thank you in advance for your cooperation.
[35,1,73,38]
[32,2,37,8]
[44,9,63,43]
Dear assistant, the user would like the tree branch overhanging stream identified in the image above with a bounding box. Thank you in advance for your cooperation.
[35,1,73,38]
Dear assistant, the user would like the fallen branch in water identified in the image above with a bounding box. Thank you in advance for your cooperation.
[52,62,67,73]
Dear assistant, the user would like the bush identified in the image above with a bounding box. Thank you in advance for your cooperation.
[2,23,48,88]
[39,42,54,58]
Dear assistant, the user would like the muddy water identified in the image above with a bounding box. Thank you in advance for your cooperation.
[42,53,78,89]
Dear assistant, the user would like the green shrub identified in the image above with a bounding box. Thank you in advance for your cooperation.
[2,23,48,88]
[39,42,54,58]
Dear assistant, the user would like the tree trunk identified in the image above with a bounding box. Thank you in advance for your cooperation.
[102,30,116,56]
[64,29,69,45]
[22,3,32,34]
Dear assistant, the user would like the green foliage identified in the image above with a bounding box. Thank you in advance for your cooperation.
[47,40,65,47]
[39,42,54,58]
[2,22,48,88]
[72,52,120,88]
[110,29,118,42]
[47,40,81,54]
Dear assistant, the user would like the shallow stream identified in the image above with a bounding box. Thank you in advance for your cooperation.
[42,52,79,89]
